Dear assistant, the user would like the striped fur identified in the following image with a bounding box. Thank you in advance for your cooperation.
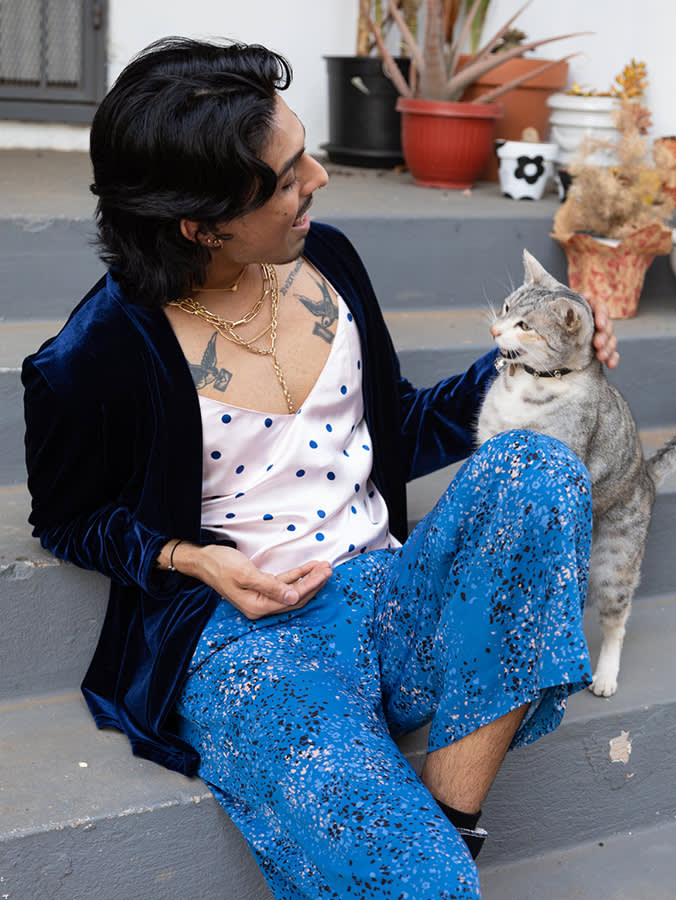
[477,251,676,696]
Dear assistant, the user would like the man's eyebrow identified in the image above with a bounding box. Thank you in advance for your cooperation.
[276,146,305,180]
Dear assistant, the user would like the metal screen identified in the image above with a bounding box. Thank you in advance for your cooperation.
[0,0,106,122]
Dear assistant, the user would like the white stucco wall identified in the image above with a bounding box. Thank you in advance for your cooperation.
[1,0,674,152]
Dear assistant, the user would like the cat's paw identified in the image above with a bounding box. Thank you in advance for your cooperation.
[589,671,618,697]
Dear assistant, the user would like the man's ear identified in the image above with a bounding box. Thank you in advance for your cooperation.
[180,219,221,247]
[180,219,201,243]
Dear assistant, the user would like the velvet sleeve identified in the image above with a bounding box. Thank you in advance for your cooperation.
[397,349,498,482]
[22,357,169,591]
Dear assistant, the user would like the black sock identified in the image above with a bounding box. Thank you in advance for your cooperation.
[436,801,482,832]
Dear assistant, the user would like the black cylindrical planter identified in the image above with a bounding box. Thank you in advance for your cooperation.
[322,56,410,169]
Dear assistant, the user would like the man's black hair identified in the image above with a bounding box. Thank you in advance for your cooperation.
[90,37,292,307]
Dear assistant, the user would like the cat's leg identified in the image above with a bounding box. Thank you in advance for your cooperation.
[588,515,647,697]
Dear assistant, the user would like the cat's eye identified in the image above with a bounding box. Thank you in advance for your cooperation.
[503,303,509,313]
[517,321,531,331]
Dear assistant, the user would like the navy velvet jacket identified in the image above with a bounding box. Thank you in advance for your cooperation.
[22,222,496,775]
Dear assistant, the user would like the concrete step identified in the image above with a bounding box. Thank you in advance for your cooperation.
[480,818,676,900]
[2,593,676,898]
[2,309,676,484]
[1,151,675,320]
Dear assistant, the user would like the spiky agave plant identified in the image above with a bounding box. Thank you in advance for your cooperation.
[362,0,586,103]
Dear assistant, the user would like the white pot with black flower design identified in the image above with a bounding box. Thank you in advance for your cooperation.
[495,139,559,200]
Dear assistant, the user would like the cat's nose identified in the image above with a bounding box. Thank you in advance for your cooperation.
[490,324,501,338]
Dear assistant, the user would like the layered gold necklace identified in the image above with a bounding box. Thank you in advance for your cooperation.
[169,263,295,413]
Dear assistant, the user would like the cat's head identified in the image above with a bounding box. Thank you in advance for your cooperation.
[490,251,595,374]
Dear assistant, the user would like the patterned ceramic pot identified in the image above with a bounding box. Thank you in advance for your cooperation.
[553,224,673,318]
[495,140,558,199]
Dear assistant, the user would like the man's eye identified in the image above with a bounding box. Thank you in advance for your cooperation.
[282,174,299,191]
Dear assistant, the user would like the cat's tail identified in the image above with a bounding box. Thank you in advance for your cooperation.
[647,435,676,485]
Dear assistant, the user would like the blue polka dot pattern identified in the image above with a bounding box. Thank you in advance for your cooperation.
[210,451,221,460]
[263,514,273,521]
[197,296,396,573]
[315,532,325,541]
[317,510,326,519]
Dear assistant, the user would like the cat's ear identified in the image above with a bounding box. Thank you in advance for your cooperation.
[522,250,563,291]
[552,298,584,333]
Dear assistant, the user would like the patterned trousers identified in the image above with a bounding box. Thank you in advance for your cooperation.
[175,430,593,900]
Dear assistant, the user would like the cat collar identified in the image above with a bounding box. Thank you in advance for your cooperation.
[494,356,573,379]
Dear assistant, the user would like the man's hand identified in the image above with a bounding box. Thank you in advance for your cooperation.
[158,540,332,620]
[587,295,619,369]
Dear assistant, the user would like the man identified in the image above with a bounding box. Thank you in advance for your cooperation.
[23,37,617,900]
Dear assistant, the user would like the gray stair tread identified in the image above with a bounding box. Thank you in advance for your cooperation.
[1,691,210,839]
[481,818,676,899]
[0,319,64,367]
[0,149,559,222]
[3,298,676,369]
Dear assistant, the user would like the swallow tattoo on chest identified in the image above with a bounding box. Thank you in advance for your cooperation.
[190,332,233,392]
[297,275,339,344]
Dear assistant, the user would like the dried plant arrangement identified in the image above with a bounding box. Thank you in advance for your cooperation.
[553,94,674,240]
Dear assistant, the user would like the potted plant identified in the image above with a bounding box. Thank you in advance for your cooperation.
[363,0,585,189]
[495,126,559,199]
[459,19,571,182]
[322,1,419,168]
[547,60,649,169]
[552,87,675,318]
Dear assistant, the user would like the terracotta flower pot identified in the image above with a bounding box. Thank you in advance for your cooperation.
[654,136,676,203]
[553,224,673,318]
[396,97,502,189]
[461,56,569,182]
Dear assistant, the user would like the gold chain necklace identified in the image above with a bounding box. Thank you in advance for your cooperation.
[193,264,248,293]
[169,263,295,413]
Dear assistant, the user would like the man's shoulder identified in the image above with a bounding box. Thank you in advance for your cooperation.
[23,273,153,390]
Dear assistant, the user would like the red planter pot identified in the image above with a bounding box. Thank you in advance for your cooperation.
[396,98,503,189]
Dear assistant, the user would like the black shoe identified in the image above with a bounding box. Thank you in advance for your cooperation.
[455,825,488,860]
[435,800,488,860]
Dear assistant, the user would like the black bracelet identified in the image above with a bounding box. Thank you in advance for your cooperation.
[168,539,183,572]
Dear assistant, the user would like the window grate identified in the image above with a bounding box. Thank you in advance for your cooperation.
[0,0,106,123]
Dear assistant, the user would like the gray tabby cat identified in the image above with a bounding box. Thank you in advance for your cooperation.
[476,250,676,696]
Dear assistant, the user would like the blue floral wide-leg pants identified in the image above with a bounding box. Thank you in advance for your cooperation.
[175,430,593,900]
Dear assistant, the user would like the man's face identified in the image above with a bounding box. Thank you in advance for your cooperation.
[214,96,329,266]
